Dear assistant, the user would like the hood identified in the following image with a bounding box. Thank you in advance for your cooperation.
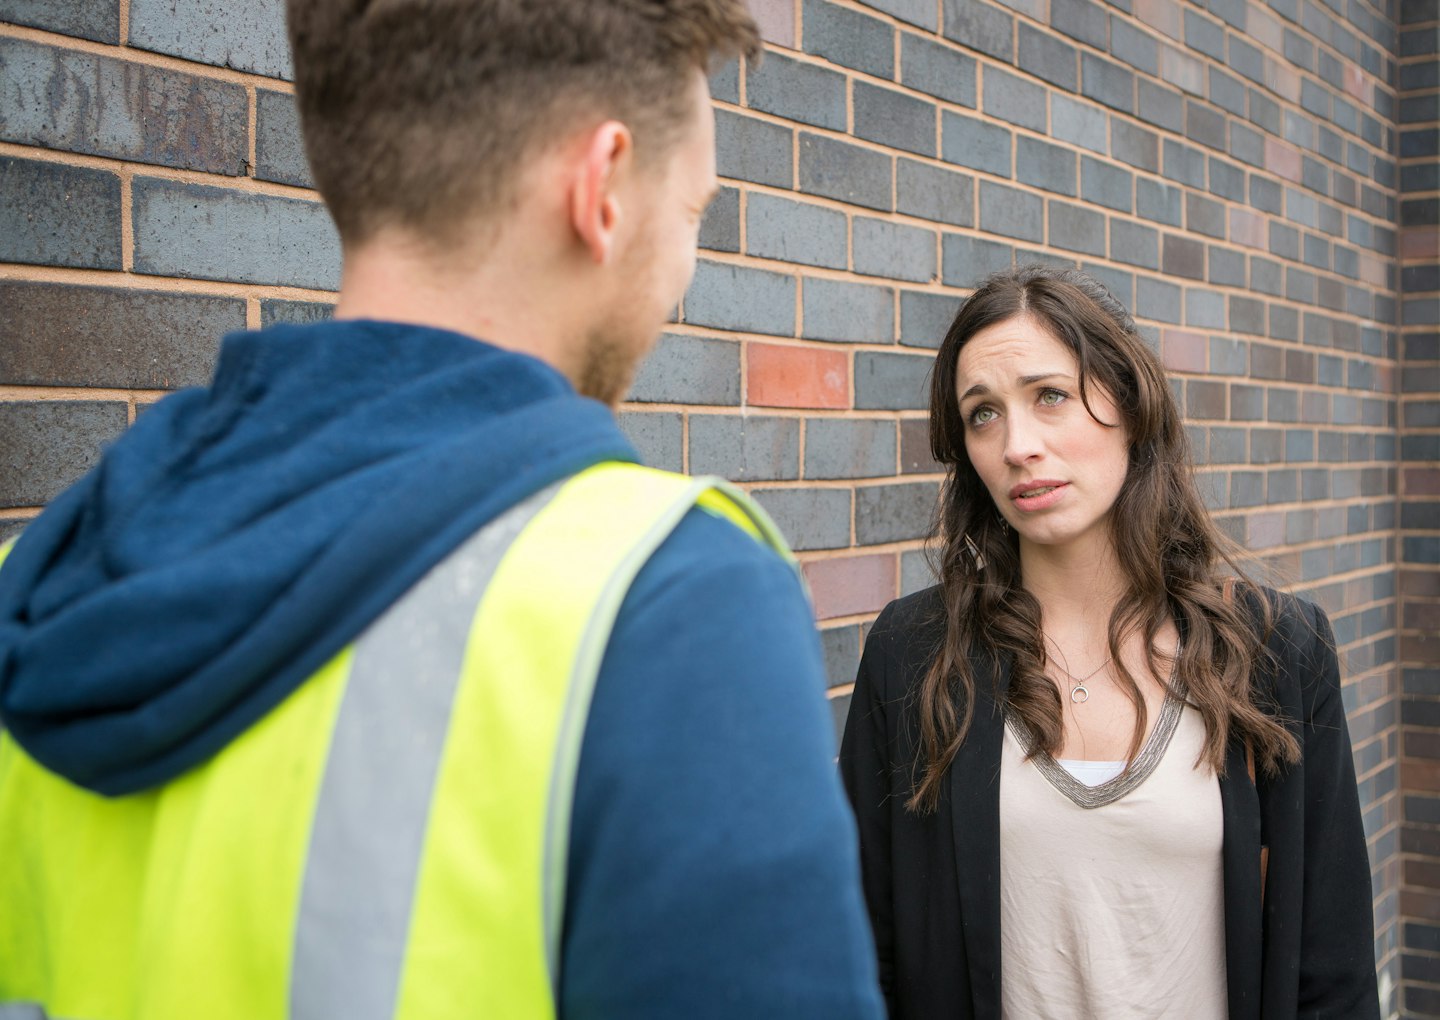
[0,319,635,795]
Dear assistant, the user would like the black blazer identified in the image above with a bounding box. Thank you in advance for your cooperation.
[839,584,1379,1020]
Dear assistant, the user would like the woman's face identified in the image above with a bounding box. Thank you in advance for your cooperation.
[955,313,1130,553]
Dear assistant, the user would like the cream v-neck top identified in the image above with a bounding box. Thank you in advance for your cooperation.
[998,704,1227,1020]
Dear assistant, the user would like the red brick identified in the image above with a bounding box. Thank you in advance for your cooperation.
[1265,138,1303,183]
[1402,228,1440,260]
[1400,889,1440,923]
[802,552,897,620]
[1161,329,1207,372]
[1133,0,1182,40]
[747,343,849,409]
[1247,511,1285,550]
[749,0,795,49]
[1229,208,1267,250]
[1405,468,1440,496]
[1344,65,1368,104]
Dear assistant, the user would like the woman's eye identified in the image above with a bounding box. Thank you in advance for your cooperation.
[1039,388,1067,407]
[967,406,997,427]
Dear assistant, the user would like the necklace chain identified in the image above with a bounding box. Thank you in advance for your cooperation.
[1045,636,1111,704]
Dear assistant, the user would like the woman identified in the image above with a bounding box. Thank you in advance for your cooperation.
[839,265,1378,1019]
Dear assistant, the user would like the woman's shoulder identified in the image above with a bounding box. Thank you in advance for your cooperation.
[867,583,947,650]
[1231,582,1332,653]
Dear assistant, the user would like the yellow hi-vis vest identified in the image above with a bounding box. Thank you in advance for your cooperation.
[0,462,795,1020]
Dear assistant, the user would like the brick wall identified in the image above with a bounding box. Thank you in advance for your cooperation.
[1398,0,1440,1013]
[0,0,1432,1014]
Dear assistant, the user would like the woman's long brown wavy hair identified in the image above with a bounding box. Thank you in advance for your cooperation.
[908,264,1301,814]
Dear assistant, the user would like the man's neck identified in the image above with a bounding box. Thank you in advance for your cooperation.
[331,228,584,384]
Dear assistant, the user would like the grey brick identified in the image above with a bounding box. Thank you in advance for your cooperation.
[260,299,333,328]
[1110,219,1161,268]
[129,0,291,78]
[1186,102,1227,152]
[1110,17,1158,74]
[980,181,1043,242]
[1300,78,1330,119]
[255,89,311,188]
[1281,109,1313,150]
[1080,263,1132,308]
[1162,138,1206,188]
[1250,176,1283,215]
[805,418,897,478]
[1209,336,1247,375]
[1207,157,1244,202]
[753,487,850,550]
[944,233,1013,286]
[1018,24,1078,90]
[1248,89,1280,136]
[1208,65,1246,116]
[857,481,940,544]
[684,260,795,337]
[618,412,682,473]
[716,110,792,189]
[0,157,121,270]
[1184,9,1225,58]
[1209,246,1245,286]
[1112,119,1159,172]
[1137,178,1183,226]
[1186,289,1225,328]
[862,0,939,30]
[1210,426,1246,463]
[1051,94,1108,154]
[1163,234,1205,278]
[982,66,1047,132]
[710,58,739,105]
[1,37,248,175]
[855,82,937,157]
[1249,259,1284,298]
[804,0,895,78]
[901,33,977,108]
[1269,221,1300,260]
[132,178,340,289]
[698,186,740,254]
[1081,52,1134,112]
[856,352,934,410]
[1137,80,1184,133]
[943,0,1015,62]
[854,217,938,283]
[1187,192,1226,239]
[1228,384,1263,420]
[1208,0,1246,30]
[1050,201,1106,256]
[0,0,118,42]
[803,277,895,343]
[1051,0,1108,48]
[901,548,939,596]
[746,52,847,131]
[0,283,239,389]
[1016,137,1077,197]
[897,159,974,227]
[1228,36,1265,86]
[1303,232,1330,271]
[628,334,741,405]
[746,192,847,270]
[690,415,800,482]
[941,112,1011,178]
[0,400,128,507]
[1136,276,1182,323]
[900,290,962,349]
[1229,121,1264,167]
[799,133,892,212]
[1081,156,1132,212]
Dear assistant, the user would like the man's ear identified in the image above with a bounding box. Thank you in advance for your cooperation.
[570,121,632,266]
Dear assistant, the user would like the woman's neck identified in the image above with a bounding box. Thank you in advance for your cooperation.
[1019,533,1126,634]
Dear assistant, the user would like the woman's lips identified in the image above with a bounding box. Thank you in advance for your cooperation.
[1009,480,1068,511]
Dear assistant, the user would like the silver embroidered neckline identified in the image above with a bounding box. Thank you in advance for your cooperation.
[1005,645,1185,810]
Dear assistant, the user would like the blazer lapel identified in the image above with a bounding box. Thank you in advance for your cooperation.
[949,650,1009,1019]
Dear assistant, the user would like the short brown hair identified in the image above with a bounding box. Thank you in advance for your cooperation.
[286,0,759,246]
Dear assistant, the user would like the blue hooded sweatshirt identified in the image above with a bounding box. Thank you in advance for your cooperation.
[0,320,883,1019]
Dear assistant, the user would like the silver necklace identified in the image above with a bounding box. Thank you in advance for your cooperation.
[1047,646,1112,704]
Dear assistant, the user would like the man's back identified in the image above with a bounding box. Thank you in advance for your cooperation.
[0,321,884,1017]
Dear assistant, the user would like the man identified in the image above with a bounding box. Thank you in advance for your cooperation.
[0,2,884,1017]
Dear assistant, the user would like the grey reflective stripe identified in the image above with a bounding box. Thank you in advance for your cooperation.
[0,1005,49,1020]
[290,483,562,1020]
